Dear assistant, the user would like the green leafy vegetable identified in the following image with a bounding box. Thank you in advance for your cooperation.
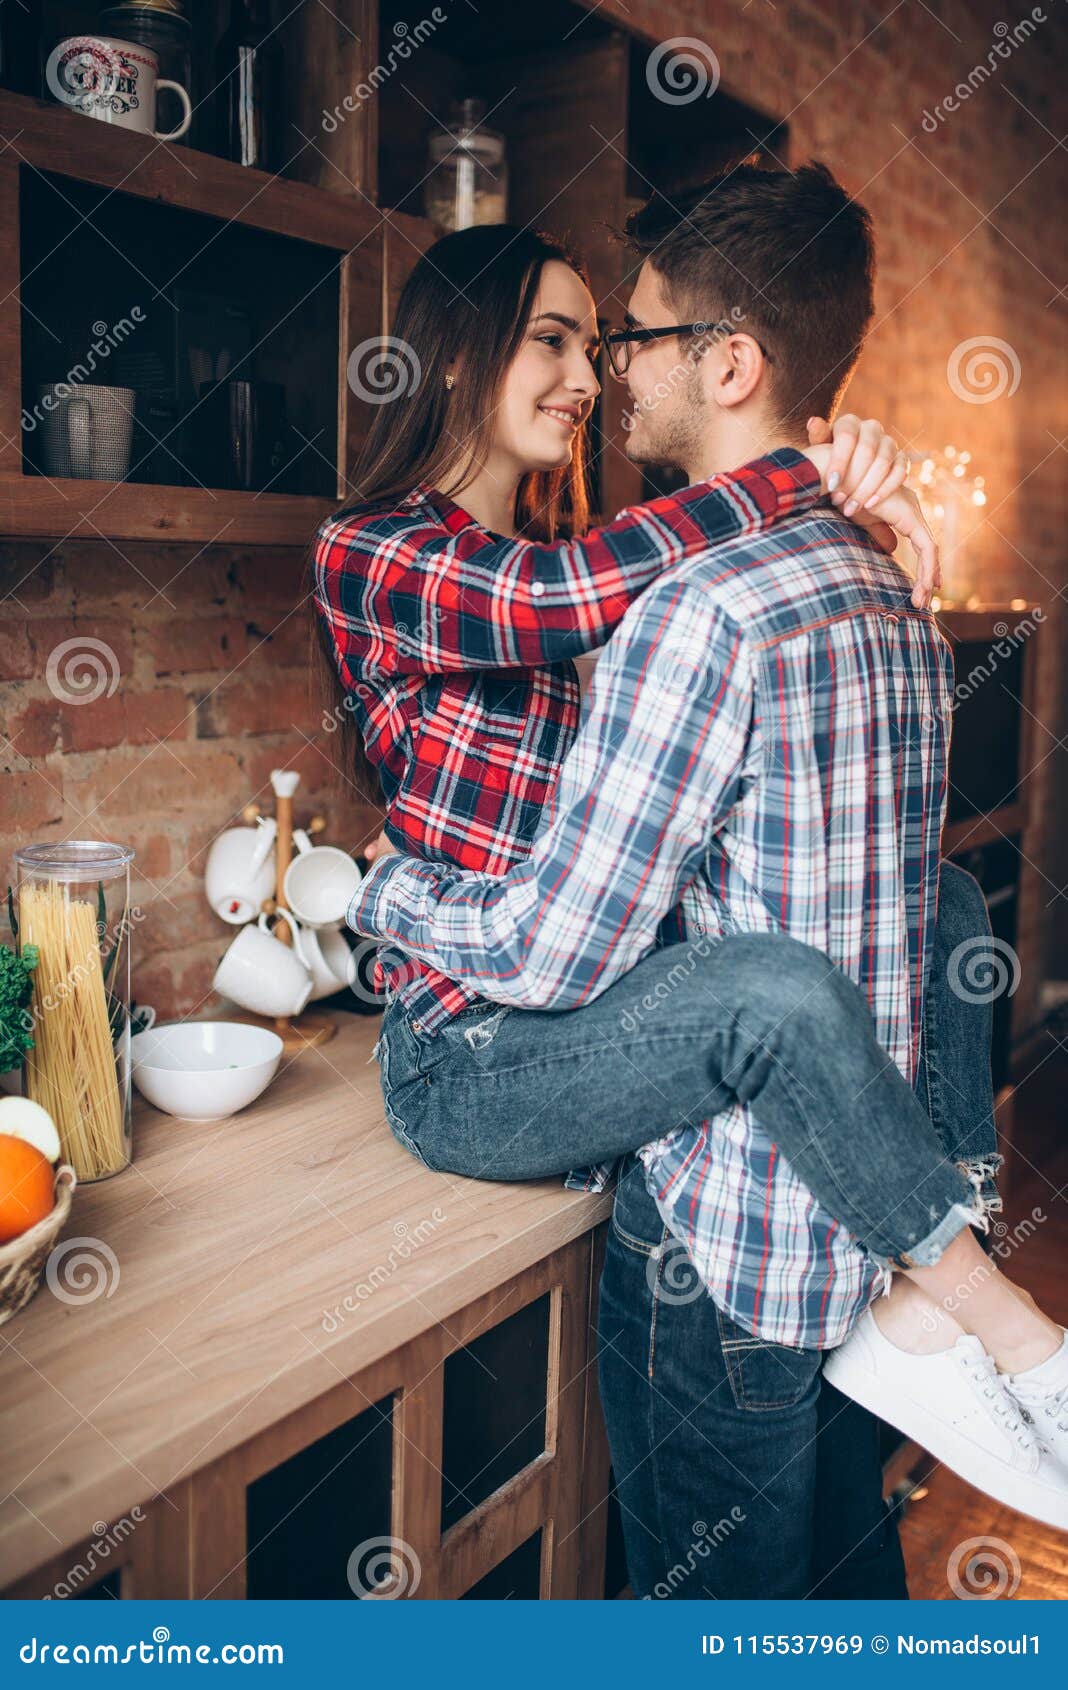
[0,941,39,1074]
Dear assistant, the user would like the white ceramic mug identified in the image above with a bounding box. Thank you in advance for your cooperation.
[301,924,354,1001]
[212,910,313,1018]
[283,836,362,930]
[37,383,135,481]
[205,819,277,925]
[46,35,193,140]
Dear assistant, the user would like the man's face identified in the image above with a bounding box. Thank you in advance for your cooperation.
[616,263,707,471]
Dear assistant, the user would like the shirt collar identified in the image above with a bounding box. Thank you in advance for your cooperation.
[404,481,480,532]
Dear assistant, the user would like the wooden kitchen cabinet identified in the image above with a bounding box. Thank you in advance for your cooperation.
[0,1014,613,1601]
[1,1,790,544]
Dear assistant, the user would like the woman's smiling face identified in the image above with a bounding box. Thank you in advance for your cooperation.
[488,260,601,478]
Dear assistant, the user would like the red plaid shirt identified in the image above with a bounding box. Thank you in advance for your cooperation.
[312,450,824,1029]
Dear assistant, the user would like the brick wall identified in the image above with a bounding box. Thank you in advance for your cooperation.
[0,540,382,1021]
[3,0,1064,1032]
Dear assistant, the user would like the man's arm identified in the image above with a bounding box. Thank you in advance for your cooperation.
[348,580,755,1009]
[313,450,819,679]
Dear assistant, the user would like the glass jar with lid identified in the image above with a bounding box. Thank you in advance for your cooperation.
[13,840,136,1181]
[97,0,194,147]
[424,98,508,233]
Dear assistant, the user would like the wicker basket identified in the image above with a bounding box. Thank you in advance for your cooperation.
[0,1164,77,1326]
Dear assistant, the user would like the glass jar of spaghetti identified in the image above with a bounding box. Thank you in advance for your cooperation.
[13,840,136,1181]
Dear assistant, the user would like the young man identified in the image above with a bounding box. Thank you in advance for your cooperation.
[348,164,1067,1593]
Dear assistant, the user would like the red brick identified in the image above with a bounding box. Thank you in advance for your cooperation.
[0,622,35,681]
[136,887,216,956]
[5,696,62,758]
[0,549,57,604]
[64,541,233,606]
[26,618,134,689]
[0,770,65,835]
[177,949,225,1016]
[127,830,172,881]
[230,548,307,603]
[145,618,248,676]
[62,687,193,754]
[128,962,177,1022]
[70,746,245,826]
[246,611,313,668]
[208,676,316,738]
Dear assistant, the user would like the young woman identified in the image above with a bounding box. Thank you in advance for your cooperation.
[308,225,1067,1522]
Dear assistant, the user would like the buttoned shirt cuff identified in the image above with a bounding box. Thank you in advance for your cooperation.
[348,852,422,939]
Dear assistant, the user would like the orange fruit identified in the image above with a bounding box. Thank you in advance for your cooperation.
[0,1132,55,1244]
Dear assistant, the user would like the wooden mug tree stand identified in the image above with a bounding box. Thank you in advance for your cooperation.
[240,770,339,1055]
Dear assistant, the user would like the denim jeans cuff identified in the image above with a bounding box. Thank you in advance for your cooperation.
[958,1153,1004,1218]
[867,1155,1002,1274]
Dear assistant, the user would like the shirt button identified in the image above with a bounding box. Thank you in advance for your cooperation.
[530,580,545,597]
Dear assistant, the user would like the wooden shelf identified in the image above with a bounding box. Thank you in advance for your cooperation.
[0,475,336,546]
[943,805,1025,858]
[0,89,434,543]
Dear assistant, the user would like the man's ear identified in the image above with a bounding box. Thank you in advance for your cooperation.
[709,333,767,410]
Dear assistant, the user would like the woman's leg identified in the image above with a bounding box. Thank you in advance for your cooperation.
[375,926,980,1271]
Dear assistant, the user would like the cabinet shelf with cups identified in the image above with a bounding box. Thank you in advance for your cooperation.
[0,87,430,543]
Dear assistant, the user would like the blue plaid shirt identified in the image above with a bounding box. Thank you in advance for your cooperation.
[351,505,953,1348]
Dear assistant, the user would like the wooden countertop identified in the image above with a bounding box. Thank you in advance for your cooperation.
[0,1012,612,1588]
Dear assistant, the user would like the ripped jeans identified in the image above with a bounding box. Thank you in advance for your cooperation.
[373,860,1000,1291]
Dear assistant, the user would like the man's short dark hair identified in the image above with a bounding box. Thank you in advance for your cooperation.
[623,161,876,432]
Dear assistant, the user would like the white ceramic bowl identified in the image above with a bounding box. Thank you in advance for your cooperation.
[130,1021,283,1121]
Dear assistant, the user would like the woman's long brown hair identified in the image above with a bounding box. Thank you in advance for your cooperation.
[304,225,595,808]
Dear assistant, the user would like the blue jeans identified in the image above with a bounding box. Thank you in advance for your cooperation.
[375,861,997,1597]
[375,862,998,1266]
[599,1154,908,1599]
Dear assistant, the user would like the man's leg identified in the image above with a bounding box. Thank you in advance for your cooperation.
[809,1380,909,1599]
[596,1158,900,1599]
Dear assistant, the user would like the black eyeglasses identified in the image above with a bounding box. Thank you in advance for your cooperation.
[603,320,774,379]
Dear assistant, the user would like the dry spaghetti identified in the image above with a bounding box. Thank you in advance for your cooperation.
[20,880,127,1180]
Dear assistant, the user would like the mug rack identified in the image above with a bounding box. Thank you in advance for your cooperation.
[235,770,341,1055]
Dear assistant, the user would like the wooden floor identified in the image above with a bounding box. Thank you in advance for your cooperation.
[897,1031,1068,1599]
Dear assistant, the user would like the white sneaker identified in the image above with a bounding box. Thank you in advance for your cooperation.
[823,1309,1068,1531]
[1006,1330,1068,1473]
